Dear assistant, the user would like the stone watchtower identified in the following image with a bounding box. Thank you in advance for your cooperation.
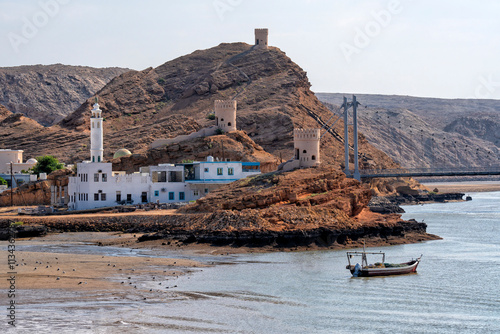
[90,99,104,163]
[294,129,320,168]
[255,28,268,49]
[215,100,237,132]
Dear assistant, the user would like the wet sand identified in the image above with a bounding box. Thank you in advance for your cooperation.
[0,233,204,292]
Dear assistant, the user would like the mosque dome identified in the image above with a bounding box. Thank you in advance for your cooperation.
[26,158,38,164]
[113,148,132,159]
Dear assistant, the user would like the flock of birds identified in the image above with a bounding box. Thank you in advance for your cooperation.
[18,256,185,297]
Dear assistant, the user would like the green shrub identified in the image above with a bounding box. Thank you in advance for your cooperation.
[31,156,63,175]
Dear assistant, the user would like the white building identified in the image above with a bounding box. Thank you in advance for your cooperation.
[0,149,37,174]
[67,101,260,211]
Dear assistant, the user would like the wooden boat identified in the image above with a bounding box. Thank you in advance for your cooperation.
[346,248,422,277]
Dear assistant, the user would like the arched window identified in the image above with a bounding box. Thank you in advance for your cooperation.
[312,155,316,160]
[303,150,307,154]
[221,118,224,122]
[227,122,231,126]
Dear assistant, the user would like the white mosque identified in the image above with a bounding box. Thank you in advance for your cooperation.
[67,100,261,211]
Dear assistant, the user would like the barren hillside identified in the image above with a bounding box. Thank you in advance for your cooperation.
[317,93,500,168]
[0,64,130,126]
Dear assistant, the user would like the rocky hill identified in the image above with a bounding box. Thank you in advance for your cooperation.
[1,166,438,248]
[0,104,11,121]
[0,43,397,172]
[444,115,500,147]
[316,93,499,168]
[0,64,130,126]
[112,130,279,173]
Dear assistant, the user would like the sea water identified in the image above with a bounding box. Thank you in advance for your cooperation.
[4,192,500,333]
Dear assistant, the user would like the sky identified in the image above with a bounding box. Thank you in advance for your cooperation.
[1,0,500,100]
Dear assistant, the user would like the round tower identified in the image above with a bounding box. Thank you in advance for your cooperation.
[90,99,104,163]
[214,100,237,132]
[293,129,320,168]
[254,28,268,49]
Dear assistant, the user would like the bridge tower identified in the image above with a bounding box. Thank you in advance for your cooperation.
[342,95,360,181]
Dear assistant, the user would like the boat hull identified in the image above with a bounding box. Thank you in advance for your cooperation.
[347,260,420,277]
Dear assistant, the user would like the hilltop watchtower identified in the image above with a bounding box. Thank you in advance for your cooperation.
[294,129,320,168]
[215,100,237,132]
[255,28,268,49]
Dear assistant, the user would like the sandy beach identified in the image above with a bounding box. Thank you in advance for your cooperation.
[422,181,500,194]
[0,232,205,293]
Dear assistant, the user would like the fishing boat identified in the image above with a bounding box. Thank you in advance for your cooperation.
[346,247,422,277]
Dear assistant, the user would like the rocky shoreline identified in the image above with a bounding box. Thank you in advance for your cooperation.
[369,192,465,214]
[0,167,443,249]
[0,214,438,249]
[137,219,435,248]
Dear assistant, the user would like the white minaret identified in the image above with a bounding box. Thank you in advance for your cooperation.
[90,98,103,163]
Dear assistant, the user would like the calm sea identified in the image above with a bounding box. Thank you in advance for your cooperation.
[5,191,500,333]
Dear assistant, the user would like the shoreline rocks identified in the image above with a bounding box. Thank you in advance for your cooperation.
[369,193,465,214]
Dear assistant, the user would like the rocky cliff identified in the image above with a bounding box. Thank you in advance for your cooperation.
[168,166,437,247]
[0,64,130,126]
[444,115,500,147]
[0,166,438,248]
[0,168,72,207]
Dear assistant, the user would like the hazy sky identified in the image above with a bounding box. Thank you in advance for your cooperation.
[1,0,500,99]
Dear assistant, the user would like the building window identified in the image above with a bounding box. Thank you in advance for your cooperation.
[169,192,174,200]
[228,167,234,175]
[154,190,159,196]
[204,168,209,172]
[141,192,147,203]
[179,192,185,200]
[116,192,121,202]
[92,156,95,162]
[102,173,107,182]
[228,122,231,127]
[94,193,99,201]
[205,188,209,194]
[94,173,99,182]
[303,150,307,154]
[98,156,101,162]
[312,155,316,160]
[193,190,199,196]
[217,168,223,175]
[127,194,132,202]
[101,193,106,201]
